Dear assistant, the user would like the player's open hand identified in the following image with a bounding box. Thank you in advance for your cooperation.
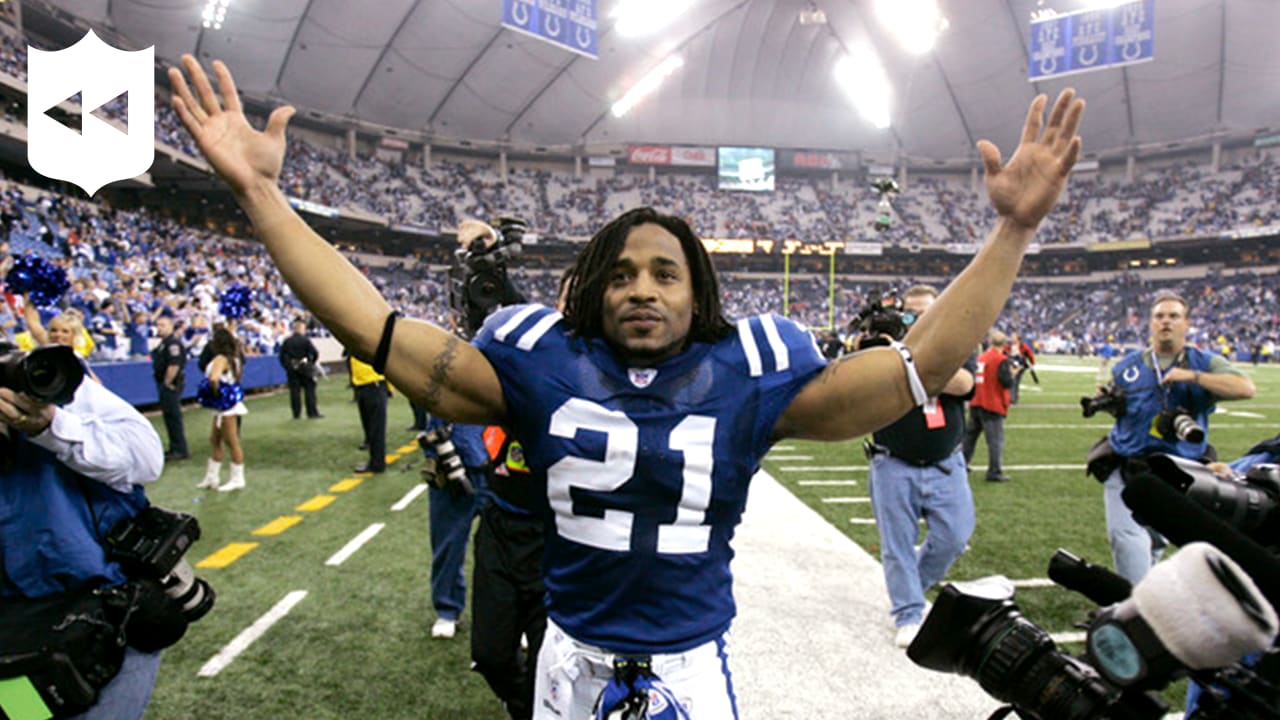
[168,55,295,198]
[978,89,1085,231]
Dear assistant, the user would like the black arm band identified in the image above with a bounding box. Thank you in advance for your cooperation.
[372,311,399,374]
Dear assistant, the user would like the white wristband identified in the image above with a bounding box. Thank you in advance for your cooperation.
[890,341,929,407]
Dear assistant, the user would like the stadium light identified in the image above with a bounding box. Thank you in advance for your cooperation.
[834,46,891,129]
[874,0,949,54]
[201,0,230,30]
[611,55,684,118]
[612,0,694,38]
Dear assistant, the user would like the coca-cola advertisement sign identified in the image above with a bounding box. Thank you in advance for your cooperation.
[628,145,672,165]
[790,151,843,169]
[671,146,716,167]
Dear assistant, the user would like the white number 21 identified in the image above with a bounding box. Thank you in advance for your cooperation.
[547,398,715,554]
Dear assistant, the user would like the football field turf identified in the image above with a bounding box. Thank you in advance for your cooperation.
[139,356,1280,718]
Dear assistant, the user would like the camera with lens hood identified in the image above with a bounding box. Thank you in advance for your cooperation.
[0,343,86,406]
[419,424,474,496]
[908,455,1280,719]
[105,506,216,623]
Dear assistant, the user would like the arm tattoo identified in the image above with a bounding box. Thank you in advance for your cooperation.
[815,354,855,385]
[422,335,459,408]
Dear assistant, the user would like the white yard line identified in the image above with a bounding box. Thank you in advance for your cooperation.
[197,591,308,677]
[390,483,429,511]
[325,523,386,566]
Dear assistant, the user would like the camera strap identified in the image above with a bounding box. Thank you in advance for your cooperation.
[889,341,929,407]
[372,311,400,375]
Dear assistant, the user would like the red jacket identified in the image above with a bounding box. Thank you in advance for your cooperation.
[973,346,1013,416]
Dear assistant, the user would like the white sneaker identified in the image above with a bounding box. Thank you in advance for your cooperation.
[196,475,221,490]
[431,618,457,639]
[895,623,921,648]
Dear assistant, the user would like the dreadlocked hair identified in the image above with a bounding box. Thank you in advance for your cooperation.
[562,207,733,345]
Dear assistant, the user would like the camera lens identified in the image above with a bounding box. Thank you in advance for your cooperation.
[164,558,216,622]
[1172,414,1205,444]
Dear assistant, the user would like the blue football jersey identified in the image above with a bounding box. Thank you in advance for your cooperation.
[474,304,826,654]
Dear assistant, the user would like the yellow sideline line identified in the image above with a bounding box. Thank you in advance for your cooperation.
[397,443,419,454]
[200,452,408,568]
[296,495,337,512]
[196,542,259,569]
[329,478,363,493]
[252,516,303,536]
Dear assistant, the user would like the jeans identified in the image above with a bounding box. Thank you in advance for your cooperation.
[962,406,1006,479]
[869,448,975,627]
[429,479,482,620]
[68,647,162,720]
[1103,468,1166,583]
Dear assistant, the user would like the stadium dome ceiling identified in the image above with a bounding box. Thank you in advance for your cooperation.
[44,0,1280,161]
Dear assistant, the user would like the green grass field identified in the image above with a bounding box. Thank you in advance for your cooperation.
[138,356,1280,718]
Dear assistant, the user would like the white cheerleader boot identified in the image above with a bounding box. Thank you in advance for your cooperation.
[219,462,246,492]
[197,459,222,489]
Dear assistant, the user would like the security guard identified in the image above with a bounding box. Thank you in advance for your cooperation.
[349,353,388,474]
[150,316,189,461]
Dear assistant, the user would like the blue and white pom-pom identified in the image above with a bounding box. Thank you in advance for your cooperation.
[197,379,244,411]
[5,255,70,308]
[218,283,254,319]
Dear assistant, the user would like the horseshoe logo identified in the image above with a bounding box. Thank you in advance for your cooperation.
[1077,44,1099,66]
[1039,56,1058,75]
[1122,366,1140,384]
[511,1,529,26]
[545,14,562,37]
[575,25,592,49]
[1120,40,1143,62]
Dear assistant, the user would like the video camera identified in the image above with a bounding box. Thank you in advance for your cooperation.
[871,177,900,232]
[449,216,527,338]
[852,289,915,349]
[0,344,85,406]
[908,455,1280,719]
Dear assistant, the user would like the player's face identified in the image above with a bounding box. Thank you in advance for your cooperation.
[1149,300,1189,352]
[601,224,695,365]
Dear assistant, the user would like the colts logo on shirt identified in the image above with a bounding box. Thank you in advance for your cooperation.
[628,368,658,388]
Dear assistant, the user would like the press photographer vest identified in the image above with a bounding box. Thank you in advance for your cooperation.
[0,437,147,598]
[1107,347,1215,459]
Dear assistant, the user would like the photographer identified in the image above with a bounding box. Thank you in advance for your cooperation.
[1008,332,1036,405]
[860,285,976,648]
[421,217,526,639]
[0,341,167,719]
[420,417,487,640]
[1093,291,1254,583]
[279,318,322,420]
[963,330,1016,483]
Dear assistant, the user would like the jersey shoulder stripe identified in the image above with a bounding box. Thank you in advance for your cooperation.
[732,314,824,377]
[487,304,563,351]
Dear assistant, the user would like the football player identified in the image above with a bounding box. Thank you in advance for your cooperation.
[171,56,1084,719]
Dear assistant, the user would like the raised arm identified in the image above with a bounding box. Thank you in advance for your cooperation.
[778,90,1085,441]
[168,56,505,425]
[22,294,50,346]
